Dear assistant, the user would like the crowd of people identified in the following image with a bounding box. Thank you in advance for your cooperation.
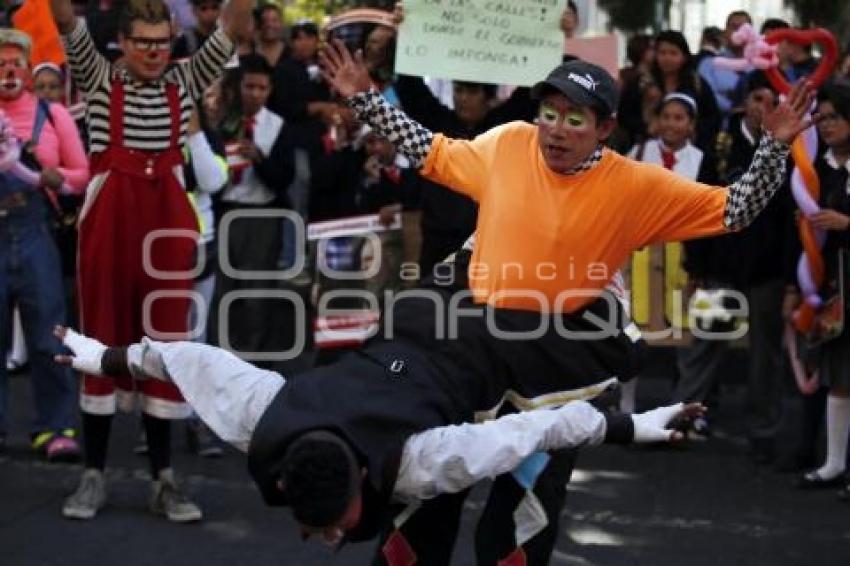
[0,0,849,563]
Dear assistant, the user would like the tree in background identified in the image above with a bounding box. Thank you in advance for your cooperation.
[598,0,666,33]
[784,0,849,46]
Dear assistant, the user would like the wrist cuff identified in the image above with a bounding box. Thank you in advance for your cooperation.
[101,347,128,376]
[603,413,635,444]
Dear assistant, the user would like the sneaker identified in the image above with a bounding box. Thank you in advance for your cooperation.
[46,432,82,462]
[5,359,28,374]
[33,430,81,462]
[186,421,223,458]
[63,469,107,520]
[150,469,203,523]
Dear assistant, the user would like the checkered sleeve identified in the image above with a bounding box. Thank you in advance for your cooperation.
[723,133,790,230]
[348,89,434,168]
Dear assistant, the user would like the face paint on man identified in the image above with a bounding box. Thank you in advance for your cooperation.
[0,45,29,100]
[119,21,173,82]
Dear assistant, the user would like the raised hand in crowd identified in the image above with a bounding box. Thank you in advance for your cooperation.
[762,79,815,144]
[319,39,373,98]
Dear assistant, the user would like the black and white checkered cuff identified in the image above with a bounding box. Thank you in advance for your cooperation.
[723,133,789,230]
[348,89,434,168]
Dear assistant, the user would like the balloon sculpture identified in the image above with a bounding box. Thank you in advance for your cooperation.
[715,27,839,394]
[713,23,779,72]
[0,108,73,205]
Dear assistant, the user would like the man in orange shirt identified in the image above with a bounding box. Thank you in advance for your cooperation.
[322,41,812,565]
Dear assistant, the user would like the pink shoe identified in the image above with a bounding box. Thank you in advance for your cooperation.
[46,435,81,462]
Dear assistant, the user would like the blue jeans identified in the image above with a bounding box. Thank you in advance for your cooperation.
[0,195,76,435]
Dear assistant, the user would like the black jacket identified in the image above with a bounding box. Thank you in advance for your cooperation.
[816,153,850,286]
[247,340,470,541]
[720,119,798,289]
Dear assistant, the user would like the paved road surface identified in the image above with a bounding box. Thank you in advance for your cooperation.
[2,372,849,565]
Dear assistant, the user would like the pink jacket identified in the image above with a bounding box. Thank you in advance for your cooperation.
[1,91,89,193]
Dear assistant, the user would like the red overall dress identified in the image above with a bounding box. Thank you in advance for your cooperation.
[77,80,198,419]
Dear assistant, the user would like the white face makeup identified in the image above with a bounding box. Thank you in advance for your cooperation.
[0,47,27,100]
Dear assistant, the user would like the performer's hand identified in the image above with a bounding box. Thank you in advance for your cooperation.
[53,326,107,374]
[631,402,706,443]
[762,80,815,144]
[320,39,373,99]
[809,209,850,231]
[40,168,64,190]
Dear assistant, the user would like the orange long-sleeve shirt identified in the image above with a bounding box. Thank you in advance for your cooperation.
[421,121,729,312]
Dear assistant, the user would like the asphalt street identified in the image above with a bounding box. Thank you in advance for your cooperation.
[2,370,849,566]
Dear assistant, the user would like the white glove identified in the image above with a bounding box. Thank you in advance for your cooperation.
[61,328,108,375]
[631,403,685,443]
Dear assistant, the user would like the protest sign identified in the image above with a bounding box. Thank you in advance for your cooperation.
[395,0,567,86]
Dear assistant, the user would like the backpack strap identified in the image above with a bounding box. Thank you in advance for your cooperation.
[30,98,55,146]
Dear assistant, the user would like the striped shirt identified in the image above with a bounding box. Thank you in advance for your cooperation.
[62,20,234,153]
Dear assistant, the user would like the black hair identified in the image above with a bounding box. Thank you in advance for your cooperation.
[454,81,498,100]
[743,71,778,97]
[118,0,171,37]
[626,34,653,68]
[656,96,697,119]
[818,79,850,123]
[291,20,319,39]
[254,2,282,29]
[651,30,698,93]
[760,18,790,34]
[725,10,752,27]
[700,26,723,50]
[567,1,578,15]
[238,53,273,78]
[280,432,360,528]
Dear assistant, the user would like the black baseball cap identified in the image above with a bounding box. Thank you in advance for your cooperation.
[531,59,619,118]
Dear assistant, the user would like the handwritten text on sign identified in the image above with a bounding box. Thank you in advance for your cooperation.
[395,0,567,87]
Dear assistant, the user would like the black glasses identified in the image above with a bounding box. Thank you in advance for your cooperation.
[127,36,173,52]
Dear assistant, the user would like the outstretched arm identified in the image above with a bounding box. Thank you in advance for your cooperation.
[321,39,493,200]
[723,79,813,230]
[630,80,815,246]
[55,327,284,452]
[392,401,703,502]
[320,39,435,168]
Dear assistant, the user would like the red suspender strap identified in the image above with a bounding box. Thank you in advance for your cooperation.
[166,83,181,148]
[109,80,124,146]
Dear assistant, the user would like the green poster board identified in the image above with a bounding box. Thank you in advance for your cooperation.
[395,0,567,86]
